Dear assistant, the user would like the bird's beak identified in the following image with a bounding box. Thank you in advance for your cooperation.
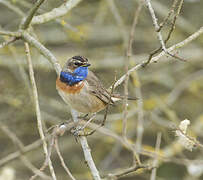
[82,63,91,67]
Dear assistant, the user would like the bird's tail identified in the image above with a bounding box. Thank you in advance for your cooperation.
[111,94,137,102]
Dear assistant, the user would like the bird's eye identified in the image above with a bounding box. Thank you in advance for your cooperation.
[74,62,81,66]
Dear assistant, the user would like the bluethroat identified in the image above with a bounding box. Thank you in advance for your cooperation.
[56,56,136,114]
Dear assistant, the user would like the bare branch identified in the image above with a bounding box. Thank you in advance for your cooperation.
[22,31,61,75]
[150,132,162,180]
[158,0,179,32]
[0,37,18,49]
[107,164,149,179]
[106,0,128,46]
[145,0,184,65]
[134,73,144,157]
[31,0,82,25]
[71,110,101,180]
[0,139,43,167]
[113,26,203,88]
[145,0,185,62]
[122,0,144,165]
[25,42,57,180]
[0,0,25,17]
[20,0,46,30]
[0,124,51,180]
[0,30,21,37]
[54,138,76,180]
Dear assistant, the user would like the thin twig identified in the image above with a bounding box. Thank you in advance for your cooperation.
[150,132,162,180]
[144,0,186,66]
[145,0,167,50]
[0,0,25,17]
[0,37,18,49]
[25,42,57,180]
[164,0,184,44]
[0,24,32,98]
[1,0,77,33]
[0,124,51,180]
[134,73,144,157]
[54,137,76,180]
[145,0,185,62]
[0,138,43,167]
[102,73,117,126]
[123,0,143,137]
[152,0,195,34]
[30,132,56,180]
[20,0,45,30]
[123,0,144,165]
[113,26,203,88]
[158,0,179,32]
[107,164,149,179]
[106,0,128,46]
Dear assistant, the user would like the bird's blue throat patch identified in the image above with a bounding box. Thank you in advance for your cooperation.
[60,66,88,86]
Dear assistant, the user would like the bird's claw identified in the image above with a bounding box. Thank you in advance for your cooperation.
[77,114,89,120]
[71,126,83,137]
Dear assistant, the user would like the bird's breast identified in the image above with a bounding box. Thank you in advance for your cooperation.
[56,77,84,94]
[56,78,106,113]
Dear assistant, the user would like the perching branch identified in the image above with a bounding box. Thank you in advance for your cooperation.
[71,110,101,180]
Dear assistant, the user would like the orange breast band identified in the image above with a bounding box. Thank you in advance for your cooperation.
[56,77,84,94]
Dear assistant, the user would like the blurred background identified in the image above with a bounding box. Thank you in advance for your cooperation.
[0,0,203,179]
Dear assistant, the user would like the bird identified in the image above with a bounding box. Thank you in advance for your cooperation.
[56,56,136,115]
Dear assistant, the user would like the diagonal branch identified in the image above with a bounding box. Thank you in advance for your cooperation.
[0,124,51,180]
[107,164,149,179]
[0,0,24,16]
[20,0,46,30]
[113,26,203,88]
[22,31,61,75]
[31,0,82,25]
[54,137,76,180]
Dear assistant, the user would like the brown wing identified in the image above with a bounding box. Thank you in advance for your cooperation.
[85,70,114,105]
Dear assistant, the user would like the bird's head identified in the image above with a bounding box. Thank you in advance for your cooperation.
[62,56,91,72]
[60,56,91,86]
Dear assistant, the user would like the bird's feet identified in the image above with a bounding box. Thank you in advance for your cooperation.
[71,113,97,137]
[77,114,89,120]
[71,127,96,137]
